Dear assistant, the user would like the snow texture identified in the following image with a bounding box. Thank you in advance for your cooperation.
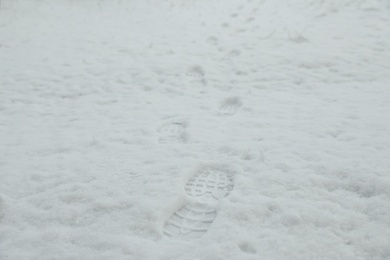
[1,0,390,259]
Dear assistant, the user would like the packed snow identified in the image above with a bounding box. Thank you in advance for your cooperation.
[1,0,390,259]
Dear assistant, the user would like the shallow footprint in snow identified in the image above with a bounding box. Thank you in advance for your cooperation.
[239,242,257,255]
[219,97,243,116]
[186,65,207,86]
[158,122,187,144]
[185,167,234,204]
[164,166,235,239]
[164,203,217,239]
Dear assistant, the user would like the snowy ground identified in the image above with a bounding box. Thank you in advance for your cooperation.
[1,0,390,259]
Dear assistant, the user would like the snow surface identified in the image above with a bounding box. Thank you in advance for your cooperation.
[1,0,390,259]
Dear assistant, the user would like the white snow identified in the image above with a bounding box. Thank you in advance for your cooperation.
[1,0,390,259]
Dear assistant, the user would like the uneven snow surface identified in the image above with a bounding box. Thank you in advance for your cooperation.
[1,0,390,259]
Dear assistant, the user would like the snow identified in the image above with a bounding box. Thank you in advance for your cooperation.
[1,0,390,259]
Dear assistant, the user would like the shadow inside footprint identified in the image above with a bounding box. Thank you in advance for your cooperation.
[159,122,187,144]
[219,97,242,116]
